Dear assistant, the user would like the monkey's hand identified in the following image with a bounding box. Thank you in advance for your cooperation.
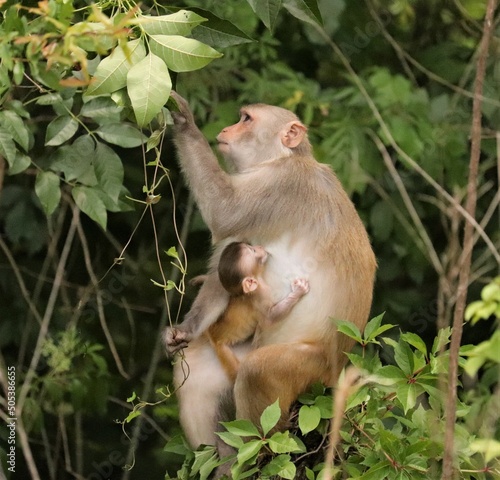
[163,325,193,355]
[169,91,196,130]
[291,278,310,297]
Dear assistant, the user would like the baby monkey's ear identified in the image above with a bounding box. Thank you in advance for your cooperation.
[242,277,259,294]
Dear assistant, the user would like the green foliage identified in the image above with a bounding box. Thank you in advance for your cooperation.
[165,314,500,479]
[1,0,498,478]
[37,328,110,416]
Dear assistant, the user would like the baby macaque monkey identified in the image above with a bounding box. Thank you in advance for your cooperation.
[207,242,309,382]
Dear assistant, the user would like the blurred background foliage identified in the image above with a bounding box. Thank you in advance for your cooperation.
[0,0,498,478]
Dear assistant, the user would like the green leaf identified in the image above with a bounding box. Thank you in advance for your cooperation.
[86,39,147,96]
[149,35,222,73]
[188,8,255,48]
[260,399,281,436]
[127,53,172,127]
[72,185,107,230]
[45,116,79,146]
[431,327,451,355]
[363,313,394,342]
[298,405,321,435]
[400,332,428,357]
[166,246,179,259]
[247,0,282,31]
[36,93,64,105]
[0,110,30,151]
[261,454,296,479]
[336,320,363,343]
[315,395,333,418]
[93,141,124,203]
[470,439,500,463]
[95,123,146,148]
[396,382,418,413]
[163,435,192,456]
[221,419,260,437]
[376,365,407,384]
[283,0,323,26]
[141,10,207,36]
[35,171,61,216]
[8,152,31,175]
[80,97,123,122]
[236,439,263,465]
[50,136,98,185]
[393,339,414,376]
[216,431,244,449]
[0,127,18,166]
[268,431,304,454]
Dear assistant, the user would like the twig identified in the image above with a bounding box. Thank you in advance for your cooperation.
[17,203,79,412]
[311,23,500,265]
[369,131,444,276]
[121,192,195,480]
[441,1,497,478]
[75,215,130,379]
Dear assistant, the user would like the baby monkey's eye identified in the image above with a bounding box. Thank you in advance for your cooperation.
[241,113,252,122]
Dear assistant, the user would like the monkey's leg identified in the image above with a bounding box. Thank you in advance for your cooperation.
[174,338,231,447]
[234,343,330,428]
[164,272,229,354]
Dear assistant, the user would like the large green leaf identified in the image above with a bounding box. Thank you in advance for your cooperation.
[298,405,321,435]
[8,152,31,175]
[80,97,123,123]
[93,141,124,202]
[86,39,146,96]
[141,10,206,36]
[35,171,61,216]
[95,123,146,148]
[283,0,323,26]
[0,110,30,151]
[260,399,281,436]
[127,53,172,127]
[246,0,282,31]
[72,185,107,230]
[148,35,222,72]
[187,8,255,48]
[45,116,79,146]
[50,136,98,185]
[0,127,16,166]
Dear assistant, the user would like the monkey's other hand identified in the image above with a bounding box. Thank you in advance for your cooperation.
[292,278,310,296]
[170,91,195,129]
[163,326,193,355]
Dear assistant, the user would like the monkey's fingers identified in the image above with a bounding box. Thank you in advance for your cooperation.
[169,91,195,126]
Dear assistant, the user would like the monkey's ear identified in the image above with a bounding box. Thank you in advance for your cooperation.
[281,121,307,149]
[242,277,259,294]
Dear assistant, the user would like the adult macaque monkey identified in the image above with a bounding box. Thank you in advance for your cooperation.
[208,241,310,382]
[166,91,376,448]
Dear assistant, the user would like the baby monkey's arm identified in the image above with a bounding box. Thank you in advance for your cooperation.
[267,278,309,323]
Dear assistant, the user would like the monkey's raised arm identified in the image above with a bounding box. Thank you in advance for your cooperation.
[267,278,310,324]
[170,92,235,235]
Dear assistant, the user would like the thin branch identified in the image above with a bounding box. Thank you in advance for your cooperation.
[311,23,500,265]
[121,192,195,480]
[17,203,79,412]
[0,237,44,327]
[442,1,497,478]
[369,131,444,276]
[75,215,130,379]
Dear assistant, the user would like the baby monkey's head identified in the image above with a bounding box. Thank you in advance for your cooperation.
[218,242,268,296]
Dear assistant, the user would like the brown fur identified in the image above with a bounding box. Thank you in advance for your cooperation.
[167,91,376,449]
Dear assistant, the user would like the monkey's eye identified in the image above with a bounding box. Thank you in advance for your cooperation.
[241,113,252,123]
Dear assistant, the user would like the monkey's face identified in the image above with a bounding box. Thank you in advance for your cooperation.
[239,244,268,276]
[216,107,292,172]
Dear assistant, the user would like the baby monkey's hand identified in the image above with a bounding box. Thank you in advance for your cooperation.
[291,278,310,297]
